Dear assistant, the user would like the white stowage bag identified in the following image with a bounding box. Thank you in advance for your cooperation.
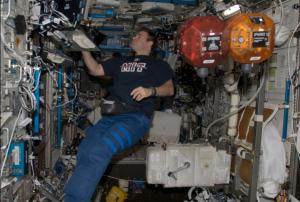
[259,121,287,198]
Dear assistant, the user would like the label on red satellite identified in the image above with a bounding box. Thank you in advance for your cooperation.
[202,35,221,52]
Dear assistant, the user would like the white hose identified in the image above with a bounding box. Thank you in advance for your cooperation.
[205,66,266,138]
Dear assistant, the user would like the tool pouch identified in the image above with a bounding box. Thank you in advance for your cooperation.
[100,96,140,115]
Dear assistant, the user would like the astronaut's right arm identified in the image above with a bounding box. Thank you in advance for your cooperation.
[82,51,105,76]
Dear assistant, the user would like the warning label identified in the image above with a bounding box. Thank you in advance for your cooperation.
[253,31,269,48]
[202,35,221,52]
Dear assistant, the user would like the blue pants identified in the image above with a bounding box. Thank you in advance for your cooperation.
[64,112,150,202]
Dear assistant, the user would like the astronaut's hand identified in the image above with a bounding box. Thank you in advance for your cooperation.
[130,87,152,101]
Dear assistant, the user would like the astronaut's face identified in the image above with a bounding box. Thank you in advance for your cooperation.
[130,31,153,54]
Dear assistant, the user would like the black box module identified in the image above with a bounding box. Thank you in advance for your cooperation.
[54,0,86,26]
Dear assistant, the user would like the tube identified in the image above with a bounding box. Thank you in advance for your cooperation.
[33,67,41,135]
[282,78,291,141]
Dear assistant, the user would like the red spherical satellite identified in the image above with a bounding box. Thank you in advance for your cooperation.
[178,16,228,68]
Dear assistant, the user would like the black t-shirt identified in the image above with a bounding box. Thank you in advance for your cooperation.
[101,55,173,117]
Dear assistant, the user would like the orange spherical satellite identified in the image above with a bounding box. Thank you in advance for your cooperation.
[223,13,275,64]
[178,16,228,68]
